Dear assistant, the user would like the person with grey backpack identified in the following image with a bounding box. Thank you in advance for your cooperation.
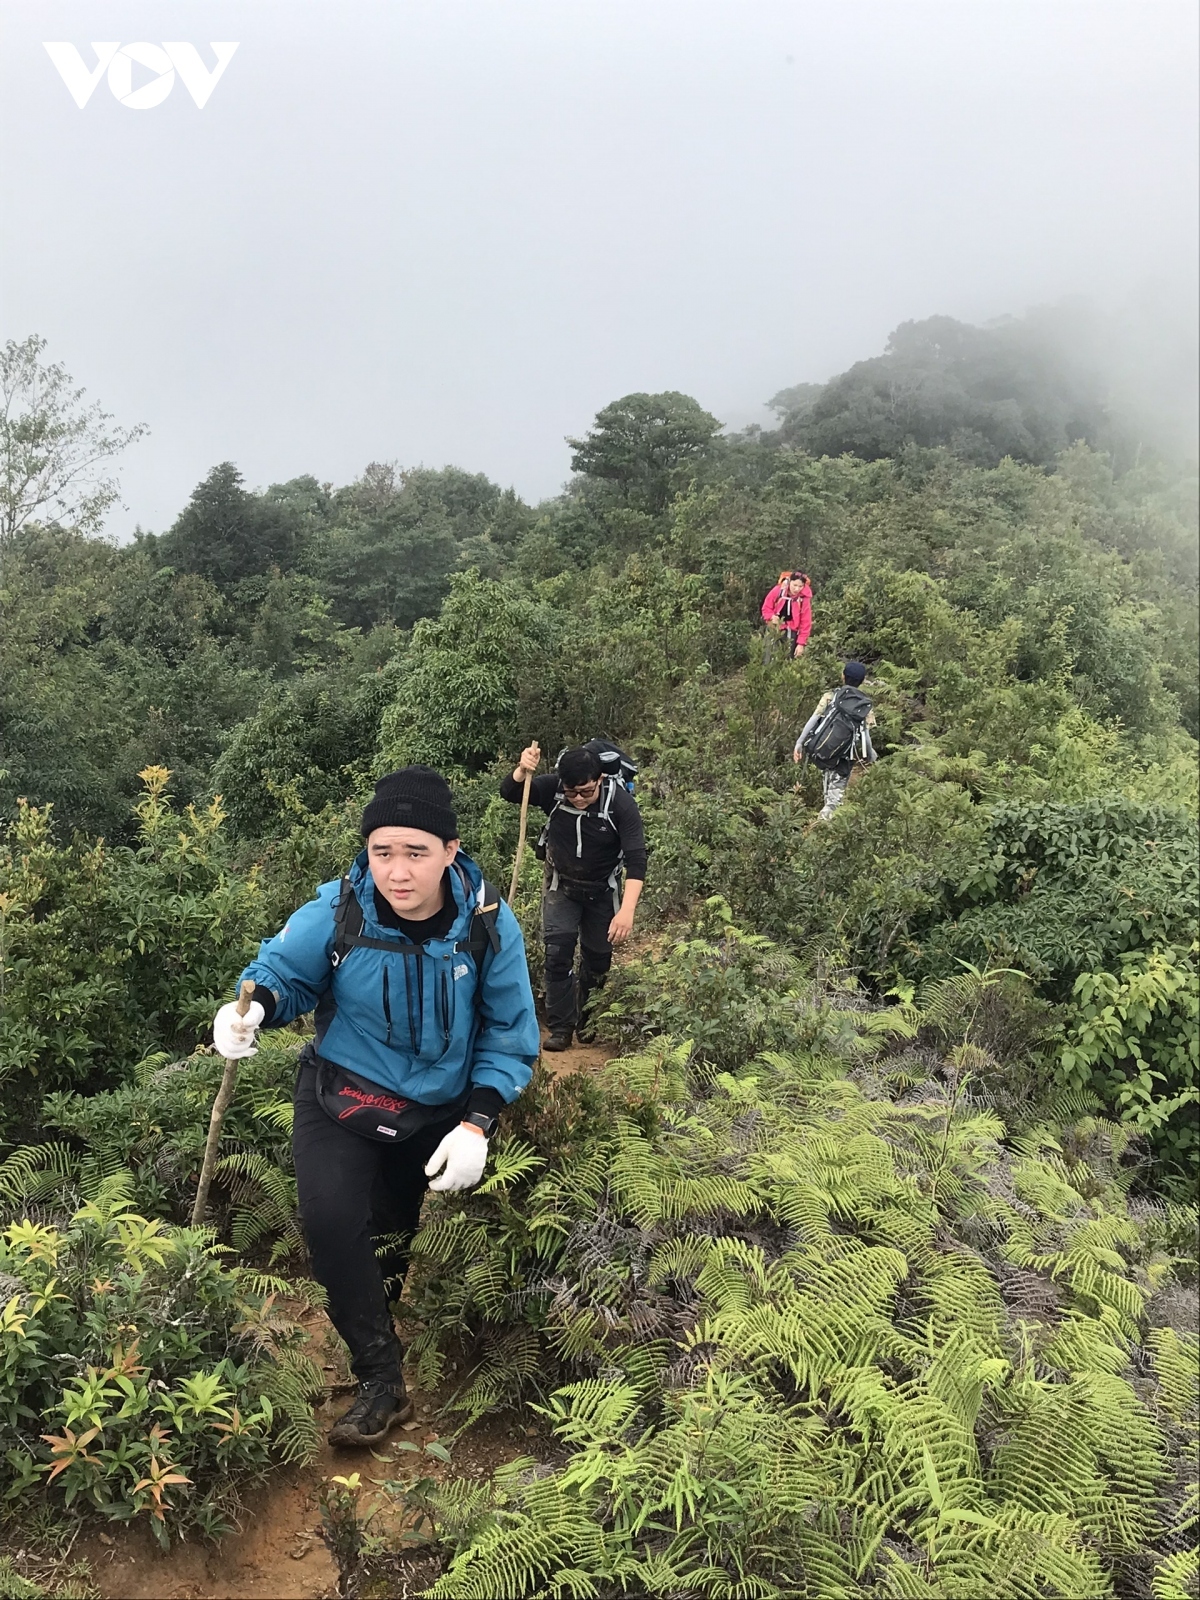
[794,661,878,819]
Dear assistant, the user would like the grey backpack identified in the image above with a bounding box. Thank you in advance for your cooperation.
[802,687,872,770]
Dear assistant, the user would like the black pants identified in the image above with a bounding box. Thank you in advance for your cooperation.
[292,1060,459,1387]
[542,883,616,1034]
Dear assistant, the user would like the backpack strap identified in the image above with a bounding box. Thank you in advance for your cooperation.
[453,866,503,964]
[324,870,502,1065]
[331,877,363,967]
[332,871,502,971]
[596,774,618,827]
[331,877,426,965]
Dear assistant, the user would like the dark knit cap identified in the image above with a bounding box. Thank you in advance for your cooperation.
[843,661,867,686]
[361,766,458,841]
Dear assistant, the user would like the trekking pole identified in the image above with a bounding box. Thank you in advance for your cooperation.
[507,768,534,906]
[190,978,255,1227]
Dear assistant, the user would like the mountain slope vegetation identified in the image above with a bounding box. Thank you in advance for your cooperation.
[0,307,1195,1594]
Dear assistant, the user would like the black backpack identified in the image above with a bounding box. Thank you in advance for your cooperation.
[555,736,638,791]
[801,686,872,770]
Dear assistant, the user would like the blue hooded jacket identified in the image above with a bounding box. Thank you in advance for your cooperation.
[237,849,538,1105]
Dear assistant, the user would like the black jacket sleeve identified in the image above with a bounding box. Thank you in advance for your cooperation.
[500,772,560,814]
[251,984,279,1025]
[613,787,648,881]
[466,1084,505,1122]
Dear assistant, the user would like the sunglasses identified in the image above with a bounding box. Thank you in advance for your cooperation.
[561,779,600,798]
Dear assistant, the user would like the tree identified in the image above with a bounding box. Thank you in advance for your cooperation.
[316,496,459,631]
[155,462,301,589]
[779,314,1111,466]
[567,392,724,514]
[377,570,558,771]
[310,463,521,629]
[767,381,824,423]
[0,335,147,544]
[211,673,384,837]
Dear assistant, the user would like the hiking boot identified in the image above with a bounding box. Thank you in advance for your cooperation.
[329,1379,413,1448]
[543,1031,573,1052]
[575,1021,596,1045]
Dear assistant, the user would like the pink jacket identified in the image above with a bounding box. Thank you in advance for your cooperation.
[761,580,812,647]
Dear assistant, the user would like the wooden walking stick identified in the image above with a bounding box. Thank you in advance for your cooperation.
[191,978,256,1227]
[508,768,534,906]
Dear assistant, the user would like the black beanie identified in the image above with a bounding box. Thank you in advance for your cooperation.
[361,766,458,841]
[843,661,867,686]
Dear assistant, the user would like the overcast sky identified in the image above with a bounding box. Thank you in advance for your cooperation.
[1,0,1196,536]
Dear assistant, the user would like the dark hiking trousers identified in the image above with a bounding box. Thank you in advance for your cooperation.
[542,883,616,1034]
[292,1058,460,1387]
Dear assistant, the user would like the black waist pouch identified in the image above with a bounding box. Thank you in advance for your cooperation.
[306,1047,466,1145]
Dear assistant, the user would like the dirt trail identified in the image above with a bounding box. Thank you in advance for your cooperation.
[81,1442,341,1600]
[80,1377,549,1600]
[78,1049,612,1599]
[540,1036,613,1079]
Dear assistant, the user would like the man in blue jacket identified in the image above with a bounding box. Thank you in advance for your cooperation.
[210,766,539,1447]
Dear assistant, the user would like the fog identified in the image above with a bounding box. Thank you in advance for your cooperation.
[1,0,1196,536]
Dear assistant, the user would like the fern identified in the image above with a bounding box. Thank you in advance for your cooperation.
[390,978,1194,1598]
[1147,1326,1200,1424]
[1152,1547,1200,1600]
[258,1348,324,1463]
[216,1149,304,1264]
[0,1142,77,1209]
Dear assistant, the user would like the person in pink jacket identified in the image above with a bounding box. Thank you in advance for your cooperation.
[761,571,812,657]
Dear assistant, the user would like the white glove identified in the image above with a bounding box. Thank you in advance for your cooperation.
[212,1000,265,1059]
[425,1125,488,1193]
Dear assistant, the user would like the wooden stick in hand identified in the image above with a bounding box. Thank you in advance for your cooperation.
[508,769,533,906]
[190,978,255,1227]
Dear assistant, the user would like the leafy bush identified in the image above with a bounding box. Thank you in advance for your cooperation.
[0,1172,322,1547]
[378,571,559,773]
[0,771,261,1134]
[600,897,819,1071]
[210,665,392,840]
[943,796,1199,983]
[1058,944,1199,1184]
[904,798,1200,1173]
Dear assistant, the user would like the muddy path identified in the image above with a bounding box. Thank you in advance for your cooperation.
[78,1046,612,1600]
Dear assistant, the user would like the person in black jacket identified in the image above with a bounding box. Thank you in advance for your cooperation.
[501,742,647,1051]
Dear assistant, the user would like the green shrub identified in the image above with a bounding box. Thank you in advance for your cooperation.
[946,796,1199,981]
[599,898,815,1071]
[0,771,262,1135]
[909,798,1200,1175]
[41,1032,302,1242]
[0,1173,321,1547]
[377,571,559,773]
[1058,944,1198,1184]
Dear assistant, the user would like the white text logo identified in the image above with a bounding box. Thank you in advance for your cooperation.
[43,42,239,110]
